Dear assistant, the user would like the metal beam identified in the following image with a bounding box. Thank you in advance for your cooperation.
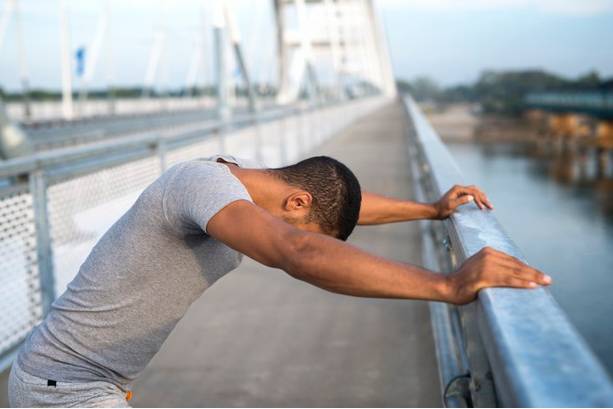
[78,2,110,111]
[58,0,74,120]
[223,3,257,114]
[213,8,229,123]
[273,0,288,102]
[14,0,31,119]
[29,169,56,315]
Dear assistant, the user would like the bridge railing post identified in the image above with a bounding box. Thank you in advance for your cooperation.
[156,137,167,173]
[29,169,56,316]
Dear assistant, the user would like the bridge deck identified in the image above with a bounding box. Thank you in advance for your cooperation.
[130,100,441,407]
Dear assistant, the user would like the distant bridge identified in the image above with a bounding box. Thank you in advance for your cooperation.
[525,91,613,119]
[523,91,613,167]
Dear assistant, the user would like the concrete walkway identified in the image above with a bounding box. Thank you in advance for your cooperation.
[130,100,441,407]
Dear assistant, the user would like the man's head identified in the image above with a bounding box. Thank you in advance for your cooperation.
[268,156,361,240]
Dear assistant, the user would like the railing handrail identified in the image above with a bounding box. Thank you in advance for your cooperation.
[403,96,613,407]
[0,101,323,181]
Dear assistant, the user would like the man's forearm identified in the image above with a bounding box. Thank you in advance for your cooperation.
[285,232,452,302]
[358,192,439,225]
[209,200,451,301]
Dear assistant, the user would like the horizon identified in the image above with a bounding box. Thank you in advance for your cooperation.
[2,66,610,95]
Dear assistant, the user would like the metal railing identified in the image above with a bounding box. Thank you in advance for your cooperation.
[23,99,279,152]
[0,95,389,372]
[404,96,613,407]
[6,96,219,123]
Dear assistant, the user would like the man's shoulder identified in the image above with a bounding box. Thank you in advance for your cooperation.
[160,160,227,188]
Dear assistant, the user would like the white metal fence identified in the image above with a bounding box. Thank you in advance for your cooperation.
[7,97,219,123]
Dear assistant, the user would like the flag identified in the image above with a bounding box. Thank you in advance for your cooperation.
[75,47,86,77]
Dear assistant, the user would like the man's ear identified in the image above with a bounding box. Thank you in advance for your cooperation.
[285,191,313,211]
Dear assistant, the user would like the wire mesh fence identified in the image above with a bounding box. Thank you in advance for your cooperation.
[0,188,41,357]
[47,156,162,294]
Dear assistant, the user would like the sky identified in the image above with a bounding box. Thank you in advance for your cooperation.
[0,0,612,91]
[379,0,613,85]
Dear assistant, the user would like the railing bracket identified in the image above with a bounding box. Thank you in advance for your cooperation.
[443,373,472,408]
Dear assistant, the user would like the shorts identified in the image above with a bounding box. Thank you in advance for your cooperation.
[8,359,131,408]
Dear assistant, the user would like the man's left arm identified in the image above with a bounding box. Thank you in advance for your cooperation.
[358,185,493,225]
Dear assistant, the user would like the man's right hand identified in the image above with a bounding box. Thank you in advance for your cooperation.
[446,247,552,305]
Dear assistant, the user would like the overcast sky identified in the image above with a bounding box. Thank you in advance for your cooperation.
[0,0,612,91]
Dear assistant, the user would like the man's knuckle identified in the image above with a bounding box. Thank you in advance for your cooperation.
[482,257,493,268]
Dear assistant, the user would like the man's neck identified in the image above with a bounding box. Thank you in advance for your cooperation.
[224,166,288,212]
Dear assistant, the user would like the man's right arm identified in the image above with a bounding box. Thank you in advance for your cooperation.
[207,200,551,305]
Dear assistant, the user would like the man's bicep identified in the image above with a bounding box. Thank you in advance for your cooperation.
[206,200,297,269]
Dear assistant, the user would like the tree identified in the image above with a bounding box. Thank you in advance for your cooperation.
[395,76,441,102]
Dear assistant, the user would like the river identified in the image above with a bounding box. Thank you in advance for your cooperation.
[446,139,613,374]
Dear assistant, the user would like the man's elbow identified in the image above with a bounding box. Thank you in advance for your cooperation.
[281,230,316,279]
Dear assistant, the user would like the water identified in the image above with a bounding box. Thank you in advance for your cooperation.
[447,141,613,374]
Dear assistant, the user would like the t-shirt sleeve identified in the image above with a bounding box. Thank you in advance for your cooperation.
[162,160,253,235]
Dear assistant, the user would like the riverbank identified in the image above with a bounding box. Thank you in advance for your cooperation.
[423,103,538,144]
[421,103,479,143]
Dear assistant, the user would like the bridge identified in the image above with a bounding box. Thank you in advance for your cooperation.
[1,0,613,406]
[523,91,613,176]
[525,91,613,119]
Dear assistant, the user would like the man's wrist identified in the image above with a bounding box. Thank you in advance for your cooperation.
[439,274,459,304]
[427,201,443,220]
[421,273,458,303]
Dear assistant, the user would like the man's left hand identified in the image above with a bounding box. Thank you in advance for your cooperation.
[433,184,493,219]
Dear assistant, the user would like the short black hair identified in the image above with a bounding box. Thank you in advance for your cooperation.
[270,156,361,240]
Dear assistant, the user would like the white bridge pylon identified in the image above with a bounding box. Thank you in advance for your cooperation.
[2,0,395,122]
[274,0,396,104]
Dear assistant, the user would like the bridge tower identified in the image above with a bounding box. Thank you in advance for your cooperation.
[273,0,396,104]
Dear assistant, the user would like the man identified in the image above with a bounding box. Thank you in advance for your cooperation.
[8,154,551,407]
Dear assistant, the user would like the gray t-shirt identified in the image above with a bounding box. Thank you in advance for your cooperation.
[18,155,254,387]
